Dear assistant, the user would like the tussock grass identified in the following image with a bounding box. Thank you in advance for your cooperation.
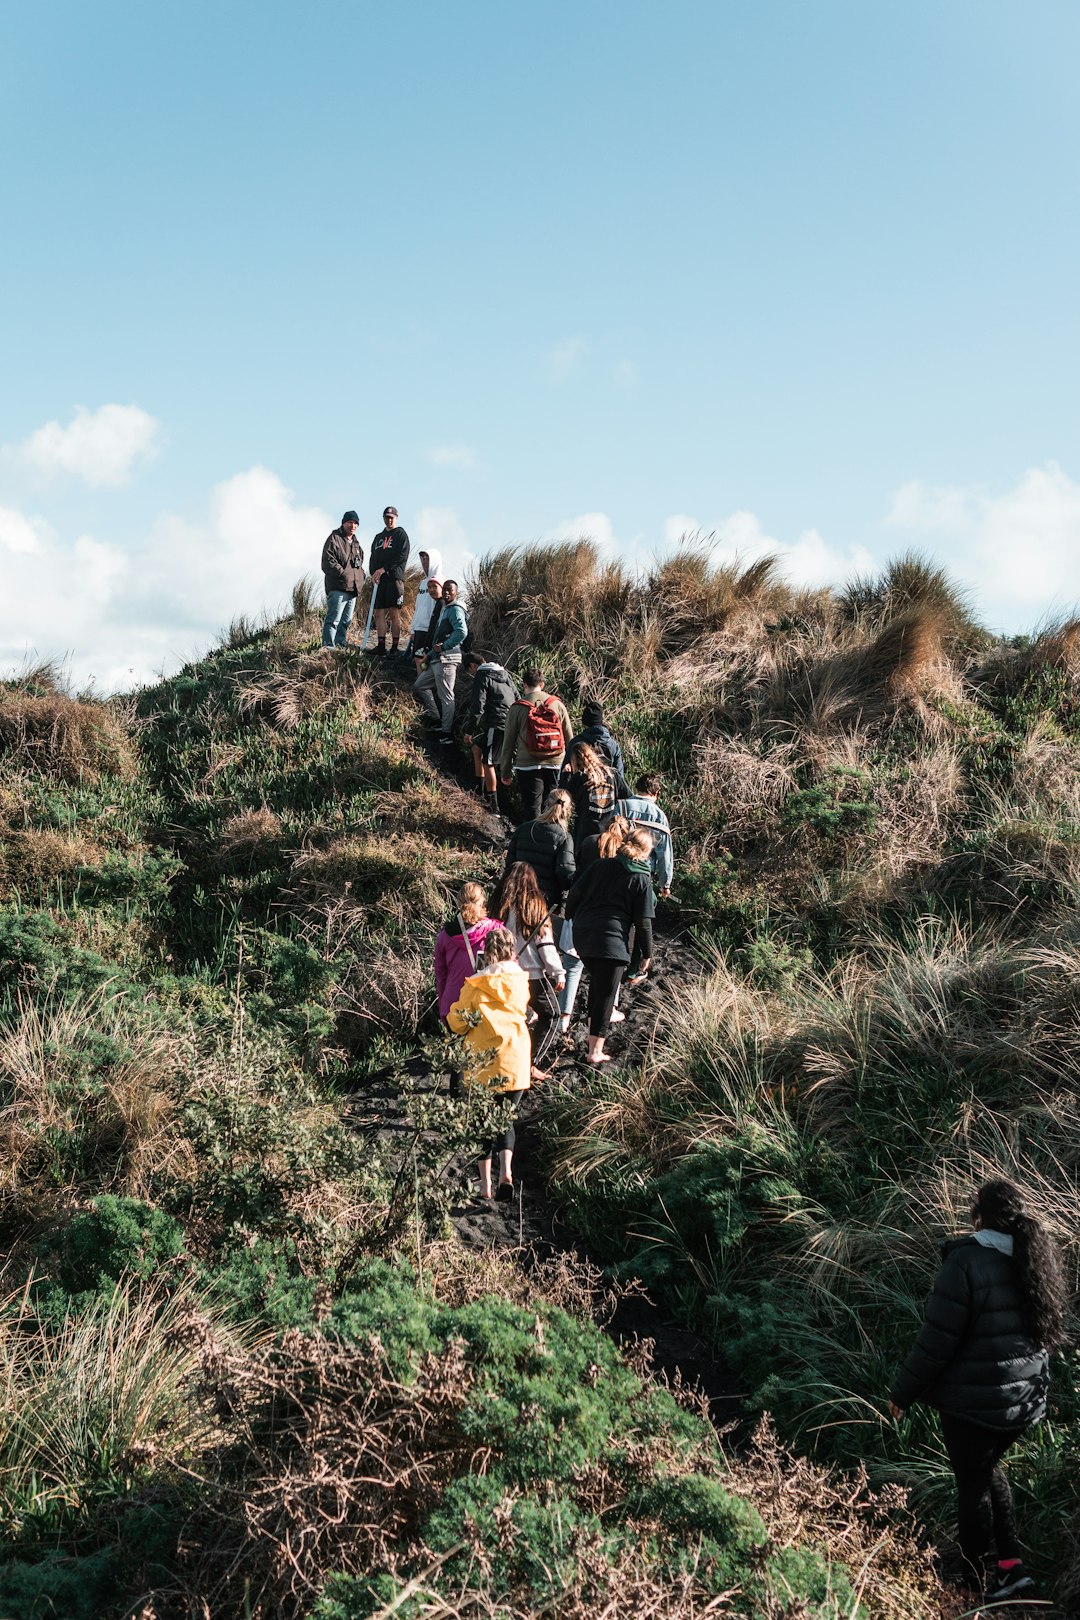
[0,669,136,784]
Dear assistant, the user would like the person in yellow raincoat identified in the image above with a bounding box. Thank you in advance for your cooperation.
[446,925,531,1203]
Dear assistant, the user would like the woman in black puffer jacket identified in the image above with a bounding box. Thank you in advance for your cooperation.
[889,1179,1066,1601]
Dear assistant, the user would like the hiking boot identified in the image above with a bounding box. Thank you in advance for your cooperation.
[986,1562,1036,1601]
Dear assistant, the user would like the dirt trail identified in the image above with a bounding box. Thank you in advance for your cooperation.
[349,670,743,1428]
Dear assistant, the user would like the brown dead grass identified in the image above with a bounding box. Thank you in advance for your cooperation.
[0,682,136,783]
[214,807,284,866]
[0,827,108,898]
[232,651,375,731]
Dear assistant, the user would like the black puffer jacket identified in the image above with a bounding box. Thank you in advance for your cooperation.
[564,855,653,963]
[469,663,519,734]
[890,1235,1049,1430]
[503,820,575,907]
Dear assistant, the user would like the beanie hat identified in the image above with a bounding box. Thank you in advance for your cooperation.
[342,509,359,525]
[582,701,604,727]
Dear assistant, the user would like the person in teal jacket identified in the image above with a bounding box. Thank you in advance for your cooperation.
[413,580,468,746]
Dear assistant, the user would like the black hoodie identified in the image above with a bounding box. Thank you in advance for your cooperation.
[369,526,410,579]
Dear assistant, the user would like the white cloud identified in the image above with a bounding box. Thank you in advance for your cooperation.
[885,462,1080,629]
[545,337,588,382]
[0,505,47,553]
[10,404,162,487]
[541,511,618,551]
[427,445,478,472]
[663,509,874,588]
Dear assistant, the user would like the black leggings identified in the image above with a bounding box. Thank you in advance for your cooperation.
[529,976,561,1066]
[580,956,626,1037]
[482,1091,525,1162]
[939,1413,1024,1584]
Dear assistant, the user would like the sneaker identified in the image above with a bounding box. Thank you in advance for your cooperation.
[986,1562,1036,1601]
[609,1007,626,1023]
[438,734,456,747]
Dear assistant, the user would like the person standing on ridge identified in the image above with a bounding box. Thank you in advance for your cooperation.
[414,579,467,746]
[409,548,443,670]
[320,510,365,648]
[464,650,518,811]
[369,505,410,656]
[499,668,573,822]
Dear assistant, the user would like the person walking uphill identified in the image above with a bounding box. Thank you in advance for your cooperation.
[369,505,410,656]
[503,790,580,1034]
[414,581,467,746]
[464,651,518,811]
[434,882,501,1097]
[500,668,573,822]
[888,1178,1066,1602]
[446,926,531,1202]
[320,511,365,648]
[608,773,674,896]
[564,828,655,1067]
[565,742,630,855]
[566,700,626,779]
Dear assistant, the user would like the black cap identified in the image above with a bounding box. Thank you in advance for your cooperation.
[383,505,398,518]
[342,509,359,525]
[582,701,604,726]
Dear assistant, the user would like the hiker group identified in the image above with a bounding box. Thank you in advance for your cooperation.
[319,508,1067,1610]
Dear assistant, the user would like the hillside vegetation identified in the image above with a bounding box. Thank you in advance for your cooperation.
[0,542,1075,1615]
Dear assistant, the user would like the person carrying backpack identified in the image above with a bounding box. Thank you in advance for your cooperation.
[499,668,573,821]
[888,1179,1066,1604]
[446,926,531,1202]
[463,651,518,812]
[495,860,565,1077]
[434,882,502,1096]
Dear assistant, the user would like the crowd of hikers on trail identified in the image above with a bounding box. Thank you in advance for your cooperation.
[319,506,1069,1609]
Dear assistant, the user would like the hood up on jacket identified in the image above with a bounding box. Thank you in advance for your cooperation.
[411,547,445,634]
[420,547,444,585]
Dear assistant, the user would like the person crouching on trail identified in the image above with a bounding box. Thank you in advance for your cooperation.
[464,651,518,812]
[409,548,443,671]
[320,510,365,648]
[499,668,573,822]
[434,882,501,1096]
[369,505,410,656]
[495,860,565,1079]
[414,580,467,747]
[888,1178,1065,1605]
[446,925,531,1203]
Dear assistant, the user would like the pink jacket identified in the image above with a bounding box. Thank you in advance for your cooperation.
[434,916,502,1021]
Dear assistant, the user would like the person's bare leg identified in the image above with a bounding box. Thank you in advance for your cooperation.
[478,1157,494,1198]
[483,762,498,794]
[389,607,403,650]
[587,1034,609,1063]
[471,744,484,786]
[498,1147,513,1189]
[374,608,388,653]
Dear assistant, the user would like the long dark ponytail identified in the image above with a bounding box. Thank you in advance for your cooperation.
[976,1179,1067,1350]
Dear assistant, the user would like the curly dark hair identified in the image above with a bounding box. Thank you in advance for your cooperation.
[975,1179,1067,1349]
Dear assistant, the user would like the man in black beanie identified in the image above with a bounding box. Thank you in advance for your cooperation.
[320,510,365,648]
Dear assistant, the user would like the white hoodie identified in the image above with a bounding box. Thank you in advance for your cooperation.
[410,548,444,633]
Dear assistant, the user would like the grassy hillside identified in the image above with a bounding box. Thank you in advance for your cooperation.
[0,576,957,1620]
[464,540,1080,1603]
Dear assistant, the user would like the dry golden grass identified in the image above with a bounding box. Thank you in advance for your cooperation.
[0,827,108,898]
[213,806,284,865]
[0,676,136,783]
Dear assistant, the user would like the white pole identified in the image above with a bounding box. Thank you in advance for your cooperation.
[357,575,377,652]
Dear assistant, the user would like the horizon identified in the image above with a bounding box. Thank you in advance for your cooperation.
[2,0,1078,690]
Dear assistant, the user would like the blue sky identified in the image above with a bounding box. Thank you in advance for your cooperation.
[2,0,1078,688]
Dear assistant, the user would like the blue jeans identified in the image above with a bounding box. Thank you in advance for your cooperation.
[557,917,584,1021]
[322,591,356,647]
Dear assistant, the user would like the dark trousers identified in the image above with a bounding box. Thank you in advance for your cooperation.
[939,1413,1023,1584]
[529,976,561,1067]
[516,766,560,822]
[580,956,626,1037]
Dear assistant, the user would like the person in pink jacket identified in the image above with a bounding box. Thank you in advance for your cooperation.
[434,882,501,1094]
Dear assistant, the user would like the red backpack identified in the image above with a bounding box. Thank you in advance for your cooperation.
[520,696,564,757]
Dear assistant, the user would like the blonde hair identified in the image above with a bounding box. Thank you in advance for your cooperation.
[539,788,573,828]
[620,828,654,862]
[597,815,630,860]
[458,881,488,926]
[479,925,515,967]
[570,741,609,787]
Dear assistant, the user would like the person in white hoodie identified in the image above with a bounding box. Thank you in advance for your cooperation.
[410,548,444,673]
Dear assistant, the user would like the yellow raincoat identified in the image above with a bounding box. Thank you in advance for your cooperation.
[446,961,531,1093]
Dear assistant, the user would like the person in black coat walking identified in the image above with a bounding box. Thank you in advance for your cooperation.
[464,652,519,812]
[888,1179,1066,1601]
[564,742,630,856]
[564,828,654,1066]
